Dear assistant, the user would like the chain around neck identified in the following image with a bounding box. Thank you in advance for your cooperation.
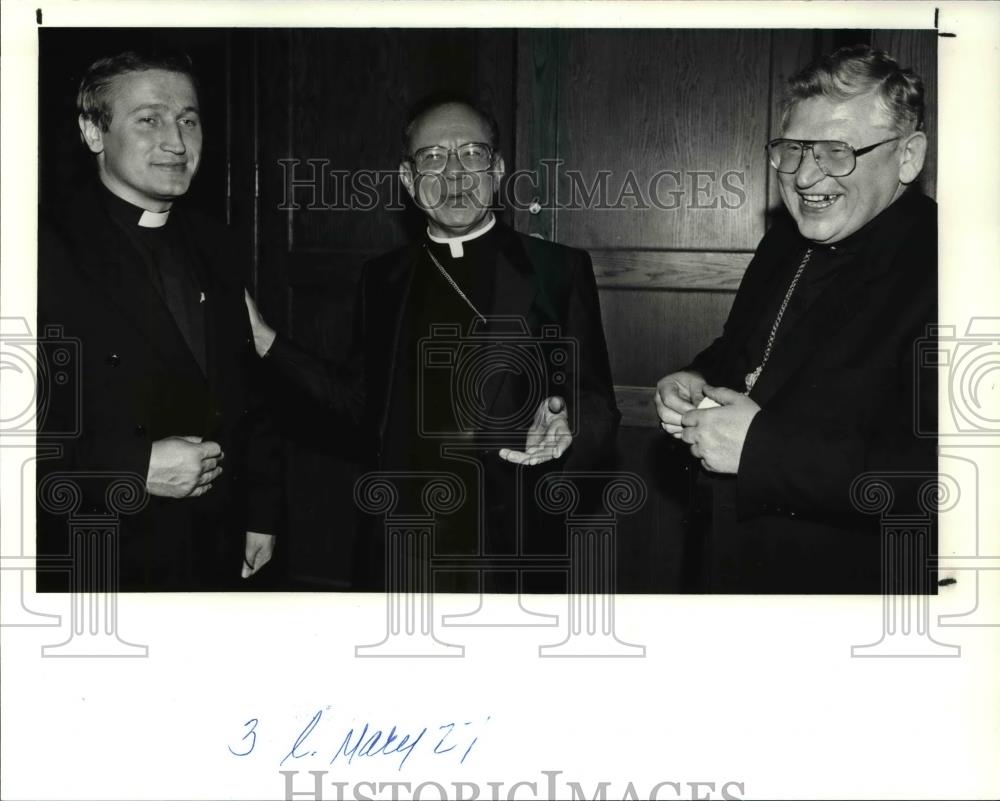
[423,245,487,323]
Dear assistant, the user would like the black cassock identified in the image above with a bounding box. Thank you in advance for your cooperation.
[265,221,621,591]
[683,189,938,593]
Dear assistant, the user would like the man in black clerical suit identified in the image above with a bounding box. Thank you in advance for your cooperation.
[38,52,280,591]
[246,96,620,591]
[655,45,937,593]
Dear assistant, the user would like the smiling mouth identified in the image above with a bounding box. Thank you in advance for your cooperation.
[153,163,187,170]
[799,193,841,210]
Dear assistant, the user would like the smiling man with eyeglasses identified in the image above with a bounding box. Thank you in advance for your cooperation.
[654,45,937,593]
[769,85,926,245]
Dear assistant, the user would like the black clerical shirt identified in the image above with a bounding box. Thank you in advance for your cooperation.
[102,189,208,375]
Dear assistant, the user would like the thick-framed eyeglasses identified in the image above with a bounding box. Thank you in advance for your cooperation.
[409,142,495,175]
[765,137,900,177]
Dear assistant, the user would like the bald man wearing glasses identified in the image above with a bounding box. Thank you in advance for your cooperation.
[246,94,619,591]
[654,45,937,593]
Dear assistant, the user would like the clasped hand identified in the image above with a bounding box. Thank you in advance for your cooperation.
[499,396,572,466]
[146,435,224,498]
[654,371,760,474]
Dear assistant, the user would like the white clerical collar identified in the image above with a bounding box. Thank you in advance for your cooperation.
[427,214,496,258]
[138,209,170,228]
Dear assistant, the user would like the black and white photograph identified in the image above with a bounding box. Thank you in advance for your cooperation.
[2,2,998,800]
[34,24,939,595]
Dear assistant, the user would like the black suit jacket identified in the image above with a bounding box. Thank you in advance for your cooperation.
[268,222,620,470]
[266,222,621,589]
[37,184,281,591]
[686,190,937,593]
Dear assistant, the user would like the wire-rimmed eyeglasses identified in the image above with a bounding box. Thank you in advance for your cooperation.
[765,137,900,177]
[408,142,495,175]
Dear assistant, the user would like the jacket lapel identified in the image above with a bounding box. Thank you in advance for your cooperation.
[748,192,927,407]
[490,225,539,320]
[171,208,219,386]
[748,254,868,407]
[483,225,542,422]
[66,195,205,379]
[375,245,421,447]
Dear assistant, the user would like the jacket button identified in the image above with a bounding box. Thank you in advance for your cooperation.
[107,354,121,366]
[134,424,145,436]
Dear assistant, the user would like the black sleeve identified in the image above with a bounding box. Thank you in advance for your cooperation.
[260,271,367,444]
[736,308,937,522]
[242,326,284,537]
[562,250,621,470]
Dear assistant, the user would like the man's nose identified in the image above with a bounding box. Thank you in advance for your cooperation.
[442,149,465,176]
[159,122,187,154]
[794,146,826,188]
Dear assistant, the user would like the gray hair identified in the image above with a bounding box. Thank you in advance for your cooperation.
[780,44,925,135]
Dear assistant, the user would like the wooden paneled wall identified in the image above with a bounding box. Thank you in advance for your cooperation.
[516,30,783,424]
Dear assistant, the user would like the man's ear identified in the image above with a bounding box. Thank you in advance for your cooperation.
[490,154,506,192]
[398,162,416,199]
[897,130,927,185]
[79,115,105,155]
